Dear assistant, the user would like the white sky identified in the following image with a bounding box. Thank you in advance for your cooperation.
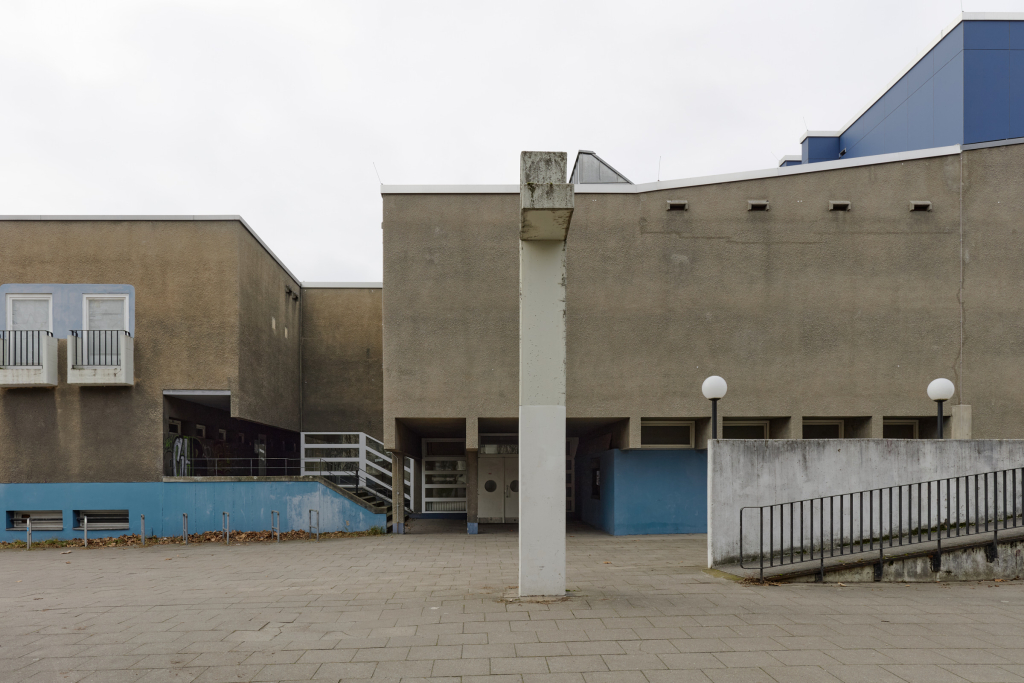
[1,0,1019,281]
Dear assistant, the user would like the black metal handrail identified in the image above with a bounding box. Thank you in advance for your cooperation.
[69,329,130,367]
[741,466,1024,581]
[0,330,52,367]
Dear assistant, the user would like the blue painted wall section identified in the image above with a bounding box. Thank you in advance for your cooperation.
[801,20,1024,164]
[0,480,386,542]
[1,283,135,338]
[579,449,707,536]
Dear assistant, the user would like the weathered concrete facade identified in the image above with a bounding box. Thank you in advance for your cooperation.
[0,218,383,485]
[382,144,1024,457]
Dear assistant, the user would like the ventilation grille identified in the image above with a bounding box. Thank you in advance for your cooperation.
[747,200,769,211]
[910,201,932,212]
[8,510,62,531]
[74,510,129,530]
[666,200,688,211]
[828,201,852,212]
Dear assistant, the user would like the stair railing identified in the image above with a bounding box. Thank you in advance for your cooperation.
[740,466,1024,581]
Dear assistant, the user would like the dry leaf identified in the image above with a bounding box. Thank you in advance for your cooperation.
[603,561,611,564]
[838,583,847,587]
[60,551,72,555]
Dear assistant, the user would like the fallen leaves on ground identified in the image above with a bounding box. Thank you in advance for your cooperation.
[0,526,385,551]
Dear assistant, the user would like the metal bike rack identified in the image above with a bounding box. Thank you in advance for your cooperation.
[309,509,319,542]
[271,510,280,543]
[26,518,31,551]
[222,512,230,545]
[182,513,189,545]
[83,514,88,547]
[140,514,145,547]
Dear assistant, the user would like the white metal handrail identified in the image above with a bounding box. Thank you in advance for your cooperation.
[301,432,414,508]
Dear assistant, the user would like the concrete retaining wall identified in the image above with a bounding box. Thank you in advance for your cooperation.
[709,439,1024,566]
[0,478,386,542]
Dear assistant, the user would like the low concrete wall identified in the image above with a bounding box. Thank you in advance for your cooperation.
[0,478,386,542]
[709,439,1024,567]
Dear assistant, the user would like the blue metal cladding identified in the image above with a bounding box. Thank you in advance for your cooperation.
[1011,50,1024,138]
[965,48,1011,143]
[801,136,840,164]
[934,51,964,146]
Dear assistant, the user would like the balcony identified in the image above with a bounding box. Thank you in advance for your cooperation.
[67,330,134,386]
[0,330,58,388]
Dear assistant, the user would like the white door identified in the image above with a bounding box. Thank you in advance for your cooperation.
[7,296,51,365]
[504,456,519,522]
[83,296,127,365]
[478,457,505,522]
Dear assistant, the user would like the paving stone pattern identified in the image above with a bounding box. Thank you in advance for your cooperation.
[3,522,1024,682]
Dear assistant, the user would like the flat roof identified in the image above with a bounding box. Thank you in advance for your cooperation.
[302,282,383,289]
[381,143,965,195]
[0,214,301,285]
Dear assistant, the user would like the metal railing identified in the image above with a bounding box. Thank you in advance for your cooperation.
[165,434,299,477]
[741,466,1024,580]
[317,459,394,507]
[301,432,413,510]
[69,329,130,367]
[0,330,51,367]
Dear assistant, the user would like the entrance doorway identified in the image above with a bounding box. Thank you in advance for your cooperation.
[478,456,519,523]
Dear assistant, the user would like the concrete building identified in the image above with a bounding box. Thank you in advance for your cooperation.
[381,13,1024,536]
[0,216,389,541]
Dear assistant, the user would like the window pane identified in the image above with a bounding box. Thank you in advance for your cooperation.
[425,473,466,485]
[88,298,125,330]
[884,423,917,439]
[803,423,841,439]
[426,487,466,498]
[304,447,358,458]
[641,424,692,446]
[722,424,767,439]
[424,459,466,471]
[11,299,48,330]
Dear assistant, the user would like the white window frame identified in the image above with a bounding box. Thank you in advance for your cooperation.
[82,294,129,331]
[218,429,227,441]
[168,419,182,435]
[802,419,844,438]
[722,420,770,439]
[883,419,919,439]
[5,294,52,332]
[640,419,696,448]
[195,424,206,439]
[421,438,467,514]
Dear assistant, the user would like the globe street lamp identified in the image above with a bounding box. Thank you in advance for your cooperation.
[702,376,728,440]
[927,378,955,439]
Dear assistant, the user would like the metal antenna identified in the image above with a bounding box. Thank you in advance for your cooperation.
[372,162,383,185]
[658,156,661,182]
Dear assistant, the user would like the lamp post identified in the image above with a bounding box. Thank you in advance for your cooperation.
[927,378,955,439]
[702,376,728,440]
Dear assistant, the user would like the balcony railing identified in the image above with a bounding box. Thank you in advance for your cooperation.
[301,432,414,511]
[164,434,300,477]
[69,329,130,367]
[0,330,52,367]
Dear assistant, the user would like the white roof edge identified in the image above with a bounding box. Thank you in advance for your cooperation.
[163,389,231,396]
[798,131,841,143]
[382,184,518,194]
[0,214,302,285]
[825,12,1024,140]
[301,282,383,289]
[780,155,802,161]
[382,145,963,197]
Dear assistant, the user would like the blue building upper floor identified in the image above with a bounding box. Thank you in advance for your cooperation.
[790,13,1024,167]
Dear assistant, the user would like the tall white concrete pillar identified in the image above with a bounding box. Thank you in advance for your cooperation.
[519,151,573,596]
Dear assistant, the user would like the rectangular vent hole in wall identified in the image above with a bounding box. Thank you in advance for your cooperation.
[828,200,852,212]
[747,200,769,211]
[910,201,932,212]
[7,510,63,531]
[666,200,688,211]
[74,510,129,530]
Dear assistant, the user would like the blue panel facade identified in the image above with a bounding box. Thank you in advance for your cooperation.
[1011,50,1024,139]
[0,480,386,542]
[965,48,1011,143]
[933,50,964,146]
[801,136,839,164]
[0,283,136,338]
[579,449,707,536]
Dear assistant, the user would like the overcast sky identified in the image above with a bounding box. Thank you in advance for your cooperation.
[1,1,1018,281]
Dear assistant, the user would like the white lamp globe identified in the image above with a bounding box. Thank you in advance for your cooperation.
[702,375,728,400]
[927,378,955,402]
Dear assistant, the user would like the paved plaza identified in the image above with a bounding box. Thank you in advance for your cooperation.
[3,522,1024,683]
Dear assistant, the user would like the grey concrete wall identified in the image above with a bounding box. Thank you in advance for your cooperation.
[300,287,383,438]
[383,146,1024,450]
[709,438,1024,566]
[235,229,301,432]
[0,219,242,483]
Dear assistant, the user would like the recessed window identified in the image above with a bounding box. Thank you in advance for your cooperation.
[640,420,695,448]
[195,424,206,439]
[238,432,245,444]
[722,421,769,439]
[168,419,182,435]
[747,200,769,211]
[828,201,851,212]
[74,510,129,530]
[803,420,844,439]
[6,294,53,332]
[591,460,601,499]
[910,201,932,212]
[7,510,62,531]
[666,200,688,211]
[883,420,919,439]
[218,429,227,441]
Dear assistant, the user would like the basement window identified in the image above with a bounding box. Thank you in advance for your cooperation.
[883,420,919,439]
[803,420,844,439]
[747,200,769,211]
[7,510,62,531]
[74,510,129,531]
[195,424,206,439]
[218,429,227,441]
[640,420,695,448]
[722,421,769,439]
[168,419,181,435]
[666,200,688,211]
[910,201,932,212]
[828,200,851,212]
